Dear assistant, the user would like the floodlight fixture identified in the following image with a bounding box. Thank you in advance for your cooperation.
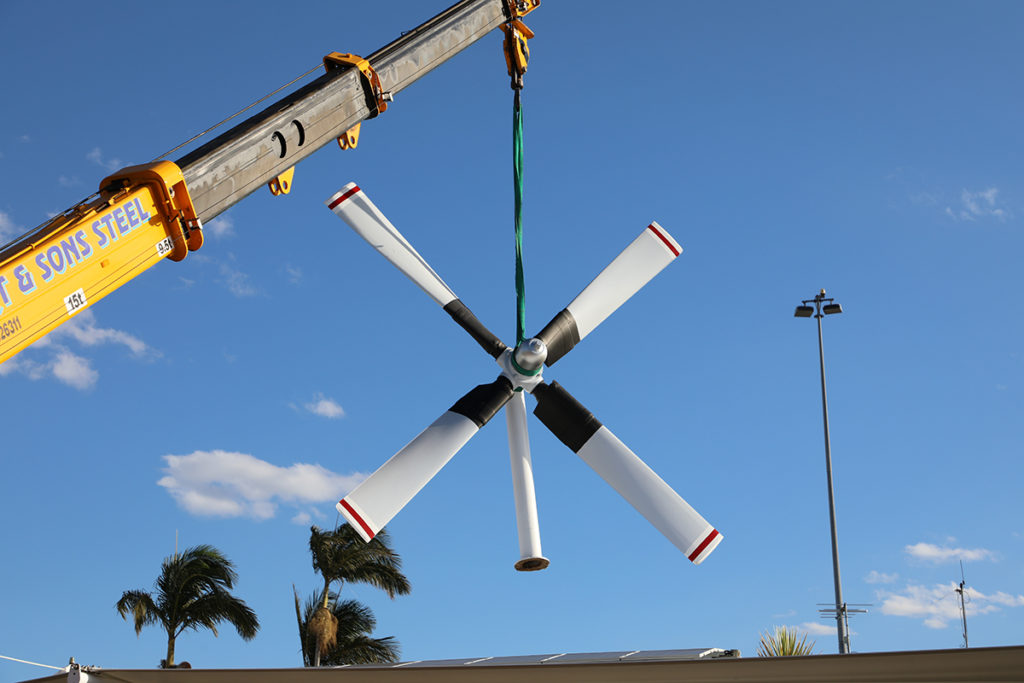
[823,303,843,315]
[794,305,815,318]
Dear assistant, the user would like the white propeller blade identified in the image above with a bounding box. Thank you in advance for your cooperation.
[537,222,681,365]
[533,381,721,564]
[338,377,514,542]
[327,183,506,358]
[327,182,456,306]
[505,391,549,571]
[577,426,721,564]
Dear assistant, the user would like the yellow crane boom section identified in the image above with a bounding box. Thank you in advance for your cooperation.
[0,161,202,364]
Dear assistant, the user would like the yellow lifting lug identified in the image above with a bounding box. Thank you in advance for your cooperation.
[99,160,203,261]
[268,166,295,196]
[323,52,392,120]
[337,122,361,150]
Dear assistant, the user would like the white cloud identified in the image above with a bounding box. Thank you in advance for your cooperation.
[305,393,345,419]
[58,175,81,188]
[877,582,1024,629]
[945,187,1009,222]
[905,542,996,564]
[865,570,899,584]
[292,511,312,525]
[285,264,303,284]
[1,310,154,390]
[220,262,257,297]
[0,355,47,381]
[54,309,153,356]
[0,210,20,243]
[158,450,366,520]
[205,215,235,239]
[50,350,99,390]
[1,347,100,390]
[86,147,122,171]
[794,621,837,636]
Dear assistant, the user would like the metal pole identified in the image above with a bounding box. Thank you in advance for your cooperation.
[816,303,849,654]
[957,561,969,648]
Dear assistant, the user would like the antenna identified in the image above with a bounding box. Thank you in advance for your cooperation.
[817,602,870,652]
[955,561,969,648]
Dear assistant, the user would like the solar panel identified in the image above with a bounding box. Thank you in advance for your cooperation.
[375,649,736,669]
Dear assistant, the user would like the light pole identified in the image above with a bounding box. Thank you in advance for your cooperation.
[794,289,849,654]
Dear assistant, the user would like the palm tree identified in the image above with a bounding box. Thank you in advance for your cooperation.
[757,626,816,657]
[294,587,400,665]
[116,544,259,667]
[306,524,410,666]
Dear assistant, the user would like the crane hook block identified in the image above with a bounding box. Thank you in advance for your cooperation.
[502,21,534,88]
[501,0,537,89]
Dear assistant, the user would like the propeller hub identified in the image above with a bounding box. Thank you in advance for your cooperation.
[497,342,546,393]
[512,338,548,373]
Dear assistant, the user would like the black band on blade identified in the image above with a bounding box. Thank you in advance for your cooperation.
[535,309,580,366]
[532,381,603,453]
[444,299,508,359]
[449,376,515,428]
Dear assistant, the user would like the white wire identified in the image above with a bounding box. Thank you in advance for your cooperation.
[0,653,64,670]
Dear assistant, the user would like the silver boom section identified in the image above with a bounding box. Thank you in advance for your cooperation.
[177,0,509,222]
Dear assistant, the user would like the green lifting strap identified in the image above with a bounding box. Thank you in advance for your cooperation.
[513,88,526,346]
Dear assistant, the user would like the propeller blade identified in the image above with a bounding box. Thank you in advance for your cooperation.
[338,376,514,542]
[505,391,549,571]
[532,381,721,564]
[535,222,681,366]
[327,183,506,358]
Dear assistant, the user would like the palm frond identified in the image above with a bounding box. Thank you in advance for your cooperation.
[309,524,411,599]
[296,588,400,666]
[324,634,400,666]
[115,590,161,636]
[116,544,258,665]
[185,586,259,640]
[757,626,816,657]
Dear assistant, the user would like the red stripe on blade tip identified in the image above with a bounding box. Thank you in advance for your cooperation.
[688,528,719,563]
[338,498,375,540]
[647,223,680,257]
[328,185,361,210]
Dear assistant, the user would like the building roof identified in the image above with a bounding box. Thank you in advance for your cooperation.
[21,645,1024,683]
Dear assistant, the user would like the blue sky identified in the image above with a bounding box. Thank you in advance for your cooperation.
[2,0,1023,678]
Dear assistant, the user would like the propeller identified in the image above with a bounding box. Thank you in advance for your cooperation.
[326,184,721,567]
[535,221,681,366]
[532,381,721,564]
[327,183,506,358]
[339,377,513,542]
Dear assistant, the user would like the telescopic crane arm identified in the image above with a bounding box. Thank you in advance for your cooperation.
[0,0,539,366]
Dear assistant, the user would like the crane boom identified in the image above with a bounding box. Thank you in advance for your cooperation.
[178,0,516,222]
[0,0,537,367]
